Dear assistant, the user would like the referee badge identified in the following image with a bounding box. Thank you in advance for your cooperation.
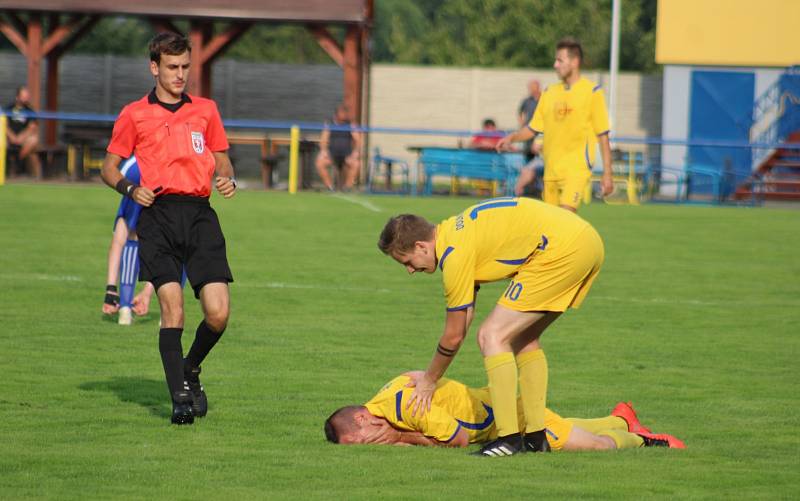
[191,131,205,154]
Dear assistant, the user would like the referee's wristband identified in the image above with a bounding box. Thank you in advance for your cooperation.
[115,178,138,197]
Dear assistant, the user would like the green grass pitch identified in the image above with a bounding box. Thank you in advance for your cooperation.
[0,183,798,499]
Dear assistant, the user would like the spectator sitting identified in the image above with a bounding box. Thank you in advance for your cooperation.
[470,119,503,150]
[6,85,42,179]
[315,104,361,191]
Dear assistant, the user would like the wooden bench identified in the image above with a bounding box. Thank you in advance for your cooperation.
[417,147,522,196]
[62,123,113,180]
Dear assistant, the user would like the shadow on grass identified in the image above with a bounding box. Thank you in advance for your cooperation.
[80,377,170,418]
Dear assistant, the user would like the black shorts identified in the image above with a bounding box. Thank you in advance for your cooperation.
[137,194,233,298]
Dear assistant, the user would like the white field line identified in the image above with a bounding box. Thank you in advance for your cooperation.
[1,273,83,282]
[237,281,391,293]
[592,295,799,308]
[331,193,382,212]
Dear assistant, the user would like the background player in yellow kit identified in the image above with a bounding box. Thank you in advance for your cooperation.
[497,37,614,211]
[324,372,685,451]
[378,197,604,457]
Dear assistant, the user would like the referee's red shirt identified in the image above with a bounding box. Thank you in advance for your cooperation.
[107,91,229,197]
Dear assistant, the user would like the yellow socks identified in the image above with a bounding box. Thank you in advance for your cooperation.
[597,429,645,449]
[484,352,519,437]
[517,349,547,433]
[566,416,628,433]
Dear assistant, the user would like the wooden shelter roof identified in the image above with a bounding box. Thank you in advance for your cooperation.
[0,0,370,24]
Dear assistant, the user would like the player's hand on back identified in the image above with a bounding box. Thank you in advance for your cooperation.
[132,186,156,207]
[215,176,236,198]
[405,372,436,418]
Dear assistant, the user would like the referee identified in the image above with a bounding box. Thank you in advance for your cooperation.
[101,32,237,425]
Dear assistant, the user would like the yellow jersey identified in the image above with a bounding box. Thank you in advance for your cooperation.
[435,197,591,311]
[364,375,565,445]
[528,77,610,180]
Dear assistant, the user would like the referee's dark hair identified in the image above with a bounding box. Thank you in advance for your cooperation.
[149,32,192,64]
[556,37,583,63]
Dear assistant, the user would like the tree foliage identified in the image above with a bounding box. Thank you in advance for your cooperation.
[26,0,658,73]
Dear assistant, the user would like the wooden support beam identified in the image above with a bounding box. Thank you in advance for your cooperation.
[200,21,252,64]
[342,26,361,124]
[308,24,343,68]
[6,11,27,38]
[45,53,59,144]
[0,17,28,56]
[54,15,99,57]
[147,17,182,36]
[40,15,82,57]
[27,14,43,111]
[188,20,212,96]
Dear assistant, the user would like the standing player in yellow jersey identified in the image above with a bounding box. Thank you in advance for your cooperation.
[324,372,685,451]
[497,37,614,211]
[377,197,604,456]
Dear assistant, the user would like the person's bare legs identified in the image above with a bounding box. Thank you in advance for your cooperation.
[19,130,41,179]
[561,426,617,451]
[514,168,536,197]
[343,153,361,189]
[198,282,230,333]
[315,151,334,190]
[102,219,129,314]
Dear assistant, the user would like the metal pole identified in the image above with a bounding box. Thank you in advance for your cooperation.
[288,125,299,194]
[609,0,621,130]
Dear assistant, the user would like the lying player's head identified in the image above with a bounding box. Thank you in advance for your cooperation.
[324,405,378,445]
[149,32,192,97]
[554,37,583,81]
[378,215,437,274]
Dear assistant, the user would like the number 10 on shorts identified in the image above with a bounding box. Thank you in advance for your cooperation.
[504,280,523,301]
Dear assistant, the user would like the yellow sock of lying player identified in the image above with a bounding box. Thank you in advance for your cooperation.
[566,416,627,433]
[596,429,645,449]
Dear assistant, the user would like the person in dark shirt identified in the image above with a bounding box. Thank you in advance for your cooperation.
[5,86,41,179]
[315,104,361,191]
[515,80,542,196]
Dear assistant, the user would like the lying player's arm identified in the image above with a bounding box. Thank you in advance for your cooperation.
[397,428,469,448]
[101,153,155,206]
[213,151,237,198]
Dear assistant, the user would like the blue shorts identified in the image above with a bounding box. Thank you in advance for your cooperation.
[114,196,142,232]
[112,156,142,231]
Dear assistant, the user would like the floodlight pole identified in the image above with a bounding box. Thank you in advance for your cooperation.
[609,0,621,131]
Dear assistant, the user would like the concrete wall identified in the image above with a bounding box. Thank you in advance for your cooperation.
[368,64,663,167]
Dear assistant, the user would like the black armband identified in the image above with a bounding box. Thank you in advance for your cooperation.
[115,177,138,197]
[437,344,458,357]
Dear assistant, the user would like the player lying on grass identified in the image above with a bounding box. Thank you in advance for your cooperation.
[325,372,685,453]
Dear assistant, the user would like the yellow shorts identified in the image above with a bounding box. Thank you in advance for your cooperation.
[543,174,591,209]
[496,225,604,312]
[480,398,573,451]
[543,409,573,451]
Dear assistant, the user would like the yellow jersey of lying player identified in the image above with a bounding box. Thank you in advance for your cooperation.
[364,375,571,448]
[434,197,591,311]
[528,77,610,181]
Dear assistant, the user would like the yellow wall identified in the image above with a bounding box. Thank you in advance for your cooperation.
[656,0,800,67]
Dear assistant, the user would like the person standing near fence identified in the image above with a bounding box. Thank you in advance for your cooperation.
[514,79,542,196]
[100,32,237,425]
[498,38,614,211]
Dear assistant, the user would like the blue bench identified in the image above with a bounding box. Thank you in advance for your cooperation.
[418,147,523,196]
